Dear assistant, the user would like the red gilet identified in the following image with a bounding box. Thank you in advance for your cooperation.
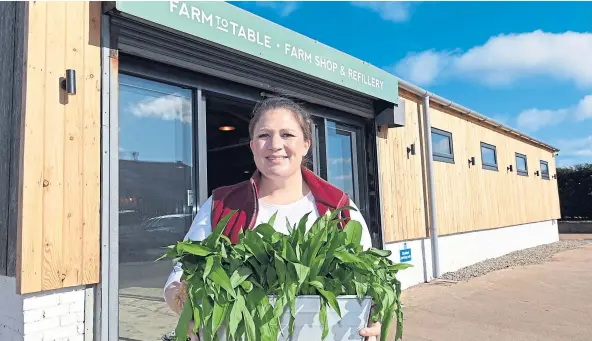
[210,167,351,243]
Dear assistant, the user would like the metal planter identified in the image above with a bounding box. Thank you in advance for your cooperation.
[200,295,373,341]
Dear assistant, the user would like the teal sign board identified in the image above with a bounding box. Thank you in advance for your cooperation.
[114,0,399,105]
[400,243,411,262]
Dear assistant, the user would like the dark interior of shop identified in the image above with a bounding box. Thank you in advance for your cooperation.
[206,95,256,194]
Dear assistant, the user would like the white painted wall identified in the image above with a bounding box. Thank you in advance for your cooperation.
[386,220,559,289]
[0,276,86,341]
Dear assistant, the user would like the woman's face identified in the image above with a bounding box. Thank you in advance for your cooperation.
[250,108,310,181]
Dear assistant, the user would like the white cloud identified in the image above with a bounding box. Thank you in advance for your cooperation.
[556,135,592,157]
[352,1,413,23]
[516,108,569,132]
[555,136,592,167]
[256,1,299,17]
[575,95,592,120]
[130,94,192,123]
[394,49,455,85]
[515,94,592,132]
[393,30,592,87]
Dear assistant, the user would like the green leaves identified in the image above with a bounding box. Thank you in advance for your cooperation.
[343,220,363,247]
[161,209,411,341]
[175,299,193,341]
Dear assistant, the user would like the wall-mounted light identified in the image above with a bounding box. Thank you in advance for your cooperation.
[468,157,475,167]
[407,143,416,156]
[219,125,235,131]
[61,69,76,95]
[534,170,540,176]
[552,174,557,179]
[507,165,513,172]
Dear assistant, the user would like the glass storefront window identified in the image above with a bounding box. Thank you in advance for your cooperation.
[118,74,194,341]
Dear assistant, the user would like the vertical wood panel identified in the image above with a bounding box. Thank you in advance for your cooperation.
[18,0,47,293]
[17,1,101,294]
[82,1,102,285]
[42,0,66,291]
[378,96,427,242]
[62,1,85,287]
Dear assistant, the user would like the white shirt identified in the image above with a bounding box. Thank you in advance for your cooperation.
[163,192,373,292]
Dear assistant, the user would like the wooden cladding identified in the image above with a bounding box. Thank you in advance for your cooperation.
[379,93,561,243]
[17,1,101,294]
[429,105,561,236]
[378,97,428,243]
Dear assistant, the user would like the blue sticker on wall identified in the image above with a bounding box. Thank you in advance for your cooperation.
[400,243,412,262]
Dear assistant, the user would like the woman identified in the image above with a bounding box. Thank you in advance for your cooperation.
[163,97,382,341]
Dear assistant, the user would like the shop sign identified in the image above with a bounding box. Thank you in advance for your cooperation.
[115,0,399,105]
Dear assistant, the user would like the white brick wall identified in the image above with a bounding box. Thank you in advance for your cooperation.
[0,276,87,341]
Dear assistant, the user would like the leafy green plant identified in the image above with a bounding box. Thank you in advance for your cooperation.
[160,207,412,341]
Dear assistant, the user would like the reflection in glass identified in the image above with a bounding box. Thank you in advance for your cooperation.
[541,162,549,175]
[118,74,194,340]
[481,146,496,165]
[432,133,451,155]
[326,121,356,201]
[517,155,527,172]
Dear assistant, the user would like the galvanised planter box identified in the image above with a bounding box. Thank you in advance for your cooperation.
[199,295,373,341]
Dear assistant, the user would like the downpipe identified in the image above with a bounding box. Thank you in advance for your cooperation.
[422,95,441,279]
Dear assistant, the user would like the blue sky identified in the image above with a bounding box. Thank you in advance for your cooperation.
[231,1,592,168]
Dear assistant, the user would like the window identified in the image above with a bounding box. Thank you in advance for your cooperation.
[326,120,359,203]
[540,160,550,180]
[431,128,454,163]
[515,153,528,176]
[480,142,498,171]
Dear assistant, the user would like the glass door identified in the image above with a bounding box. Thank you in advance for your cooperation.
[117,74,196,341]
[325,120,360,204]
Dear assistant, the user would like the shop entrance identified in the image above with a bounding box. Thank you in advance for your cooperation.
[113,57,375,341]
[205,95,255,193]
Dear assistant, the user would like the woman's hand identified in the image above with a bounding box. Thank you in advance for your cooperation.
[188,321,199,341]
[359,305,382,341]
[359,319,381,341]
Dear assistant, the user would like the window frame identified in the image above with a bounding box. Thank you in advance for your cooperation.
[431,127,454,164]
[480,142,498,171]
[515,153,528,176]
[540,160,550,180]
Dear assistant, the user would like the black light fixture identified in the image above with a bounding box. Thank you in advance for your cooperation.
[507,165,513,172]
[534,170,540,176]
[61,69,76,95]
[468,157,475,166]
[407,143,415,156]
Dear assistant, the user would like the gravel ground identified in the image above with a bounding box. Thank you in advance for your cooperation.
[440,239,592,282]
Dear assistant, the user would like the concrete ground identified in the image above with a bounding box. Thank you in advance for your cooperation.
[392,241,592,341]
